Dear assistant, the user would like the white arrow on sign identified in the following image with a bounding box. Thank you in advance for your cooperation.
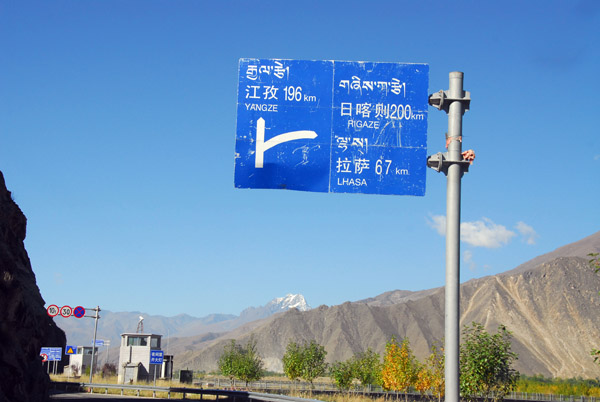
[254,117,317,168]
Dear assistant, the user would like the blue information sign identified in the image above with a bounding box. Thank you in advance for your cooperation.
[235,58,429,196]
[150,350,164,365]
[40,347,62,361]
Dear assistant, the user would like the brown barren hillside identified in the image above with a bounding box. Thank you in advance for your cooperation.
[171,232,600,379]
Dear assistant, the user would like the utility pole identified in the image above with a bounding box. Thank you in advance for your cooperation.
[427,71,472,402]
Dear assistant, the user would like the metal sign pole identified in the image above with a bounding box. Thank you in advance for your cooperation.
[88,306,101,384]
[427,71,471,402]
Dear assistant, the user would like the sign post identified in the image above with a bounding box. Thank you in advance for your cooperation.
[150,350,164,387]
[40,347,62,375]
[427,72,472,402]
[102,340,111,367]
[87,306,101,384]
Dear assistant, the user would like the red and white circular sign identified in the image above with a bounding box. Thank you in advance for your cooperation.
[46,305,59,317]
[40,353,48,362]
[60,305,73,318]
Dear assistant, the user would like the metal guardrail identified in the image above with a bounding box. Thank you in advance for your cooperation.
[196,380,600,402]
[50,381,600,402]
[51,381,327,401]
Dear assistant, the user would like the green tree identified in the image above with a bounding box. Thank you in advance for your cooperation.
[353,348,382,387]
[236,337,264,386]
[218,337,264,387]
[218,340,241,382]
[282,340,328,387]
[282,341,303,383]
[329,360,355,390]
[300,340,328,387]
[460,322,520,402]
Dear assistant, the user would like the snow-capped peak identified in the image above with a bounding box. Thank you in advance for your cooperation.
[239,294,311,321]
[269,294,311,311]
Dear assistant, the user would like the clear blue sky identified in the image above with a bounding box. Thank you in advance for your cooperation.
[1,1,598,318]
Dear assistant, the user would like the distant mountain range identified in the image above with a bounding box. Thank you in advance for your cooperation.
[166,231,600,378]
[57,232,600,379]
[55,293,311,347]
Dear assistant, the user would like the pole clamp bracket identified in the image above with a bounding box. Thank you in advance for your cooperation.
[427,152,471,175]
[429,90,471,113]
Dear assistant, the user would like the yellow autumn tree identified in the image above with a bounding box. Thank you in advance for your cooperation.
[406,342,445,401]
[427,343,445,402]
[381,337,419,401]
[414,365,433,397]
[382,337,401,391]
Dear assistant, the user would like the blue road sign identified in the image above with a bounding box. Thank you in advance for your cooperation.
[40,347,62,361]
[150,350,164,365]
[73,306,85,318]
[235,58,429,196]
[65,345,77,355]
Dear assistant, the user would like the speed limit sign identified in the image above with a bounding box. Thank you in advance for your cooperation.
[60,305,73,318]
[46,305,59,317]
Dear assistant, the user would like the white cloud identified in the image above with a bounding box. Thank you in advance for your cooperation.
[428,215,516,248]
[461,218,516,248]
[427,214,446,236]
[515,221,538,245]
[464,250,476,271]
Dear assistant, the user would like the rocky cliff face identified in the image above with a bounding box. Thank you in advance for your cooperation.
[0,171,66,402]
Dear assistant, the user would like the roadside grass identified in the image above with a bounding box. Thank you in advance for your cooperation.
[294,392,388,402]
[516,376,600,397]
[50,373,600,401]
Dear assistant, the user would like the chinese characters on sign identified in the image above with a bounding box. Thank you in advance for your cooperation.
[150,350,164,365]
[235,59,429,196]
